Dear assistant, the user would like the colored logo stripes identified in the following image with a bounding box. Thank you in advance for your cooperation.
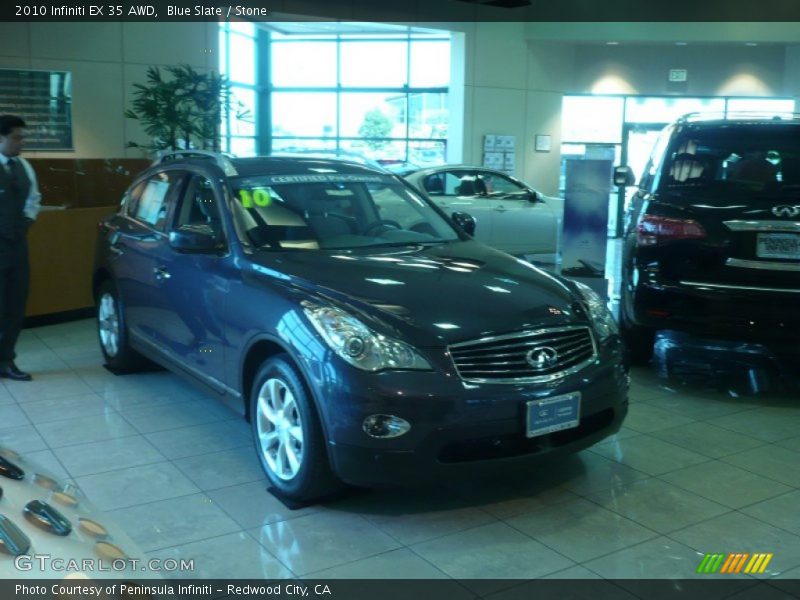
[697,553,773,574]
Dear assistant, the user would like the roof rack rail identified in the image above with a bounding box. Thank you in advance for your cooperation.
[677,111,800,124]
[151,150,238,176]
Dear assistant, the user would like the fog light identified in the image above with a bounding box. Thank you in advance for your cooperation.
[363,414,411,439]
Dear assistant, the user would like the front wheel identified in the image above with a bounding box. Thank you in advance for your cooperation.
[250,355,341,503]
[96,280,147,372]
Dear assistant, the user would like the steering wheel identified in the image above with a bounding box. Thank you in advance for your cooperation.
[325,212,354,224]
[314,212,356,233]
[363,220,402,236]
[410,221,437,236]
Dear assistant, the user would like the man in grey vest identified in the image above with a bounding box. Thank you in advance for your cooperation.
[0,115,41,381]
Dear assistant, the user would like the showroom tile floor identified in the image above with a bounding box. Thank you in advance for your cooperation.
[2,319,800,589]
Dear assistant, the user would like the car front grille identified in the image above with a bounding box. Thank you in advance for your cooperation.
[448,325,597,383]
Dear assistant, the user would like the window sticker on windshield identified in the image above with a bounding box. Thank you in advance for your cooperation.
[238,188,272,208]
[259,174,389,185]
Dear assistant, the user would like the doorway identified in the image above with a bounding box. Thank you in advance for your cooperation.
[615,123,665,237]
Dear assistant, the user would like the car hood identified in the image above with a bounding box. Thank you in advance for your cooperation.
[249,240,589,346]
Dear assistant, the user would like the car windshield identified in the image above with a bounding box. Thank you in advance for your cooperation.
[660,125,800,196]
[230,173,460,251]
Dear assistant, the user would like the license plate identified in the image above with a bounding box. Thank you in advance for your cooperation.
[526,392,581,438]
[757,233,800,260]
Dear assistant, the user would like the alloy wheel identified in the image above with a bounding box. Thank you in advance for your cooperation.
[256,377,305,481]
[98,293,120,358]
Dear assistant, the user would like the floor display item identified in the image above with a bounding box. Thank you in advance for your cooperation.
[0,456,25,481]
[23,500,72,536]
[0,445,151,578]
[0,514,30,556]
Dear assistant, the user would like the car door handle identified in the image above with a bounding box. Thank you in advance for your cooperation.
[153,266,171,280]
[493,207,508,213]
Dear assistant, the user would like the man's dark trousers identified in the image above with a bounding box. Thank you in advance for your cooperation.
[0,159,31,365]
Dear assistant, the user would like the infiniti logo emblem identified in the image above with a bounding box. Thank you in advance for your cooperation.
[772,205,800,218]
[525,346,559,371]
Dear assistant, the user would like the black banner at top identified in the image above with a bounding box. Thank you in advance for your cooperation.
[2,0,800,22]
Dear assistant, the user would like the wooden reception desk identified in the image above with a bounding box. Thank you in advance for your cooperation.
[25,206,115,317]
[23,158,150,318]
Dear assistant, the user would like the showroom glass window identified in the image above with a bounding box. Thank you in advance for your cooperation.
[221,23,450,163]
[219,22,258,156]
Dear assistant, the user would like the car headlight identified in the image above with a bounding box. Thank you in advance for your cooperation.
[574,282,619,341]
[303,304,432,371]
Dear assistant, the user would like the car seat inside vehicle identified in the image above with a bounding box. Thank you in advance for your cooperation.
[669,152,707,183]
[423,175,445,195]
[455,177,486,196]
[778,156,800,185]
[728,153,779,183]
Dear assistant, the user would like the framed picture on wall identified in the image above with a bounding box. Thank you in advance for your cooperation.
[0,68,73,150]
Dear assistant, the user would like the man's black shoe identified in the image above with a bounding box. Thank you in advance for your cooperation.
[0,363,32,382]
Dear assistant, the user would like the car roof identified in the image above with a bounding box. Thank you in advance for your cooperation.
[673,120,800,142]
[675,113,800,131]
[403,164,517,178]
[152,153,390,179]
[229,156,388,178]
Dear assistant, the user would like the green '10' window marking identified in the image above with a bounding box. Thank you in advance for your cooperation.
[239,188,272,208]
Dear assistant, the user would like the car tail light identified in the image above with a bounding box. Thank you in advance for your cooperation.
[637,215,706,246]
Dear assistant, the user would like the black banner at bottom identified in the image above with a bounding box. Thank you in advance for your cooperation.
[2,578,800,600]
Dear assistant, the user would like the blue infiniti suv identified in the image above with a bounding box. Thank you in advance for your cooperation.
[93,152,628,502]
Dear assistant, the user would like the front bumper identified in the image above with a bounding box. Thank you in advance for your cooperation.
[331,398,627,486]
[309,341,629,487]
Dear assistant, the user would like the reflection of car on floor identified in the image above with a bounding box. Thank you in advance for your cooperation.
[94,151,628,503]
[619,113,800,365]
[561,259,606,278]
[402,165,564,256]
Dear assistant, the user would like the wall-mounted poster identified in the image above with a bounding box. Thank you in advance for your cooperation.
[0,69,73,150]
[483,134,516,176]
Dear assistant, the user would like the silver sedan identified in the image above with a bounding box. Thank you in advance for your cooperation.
[403,165,563,256]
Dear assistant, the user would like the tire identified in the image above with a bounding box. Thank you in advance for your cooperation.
[620,310,655,366]
[96,280,147,372]
[250,355,342,503]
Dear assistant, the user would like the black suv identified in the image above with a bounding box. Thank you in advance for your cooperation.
[94,151,628,502]
[619,113,800,364]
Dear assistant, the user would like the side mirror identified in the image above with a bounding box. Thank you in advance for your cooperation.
[613,165,636,187]
[169,225,222,253]
[527,190,539,203]
[451,211,476,236]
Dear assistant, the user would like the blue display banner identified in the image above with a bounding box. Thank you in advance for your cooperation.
[560,159,613,292]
